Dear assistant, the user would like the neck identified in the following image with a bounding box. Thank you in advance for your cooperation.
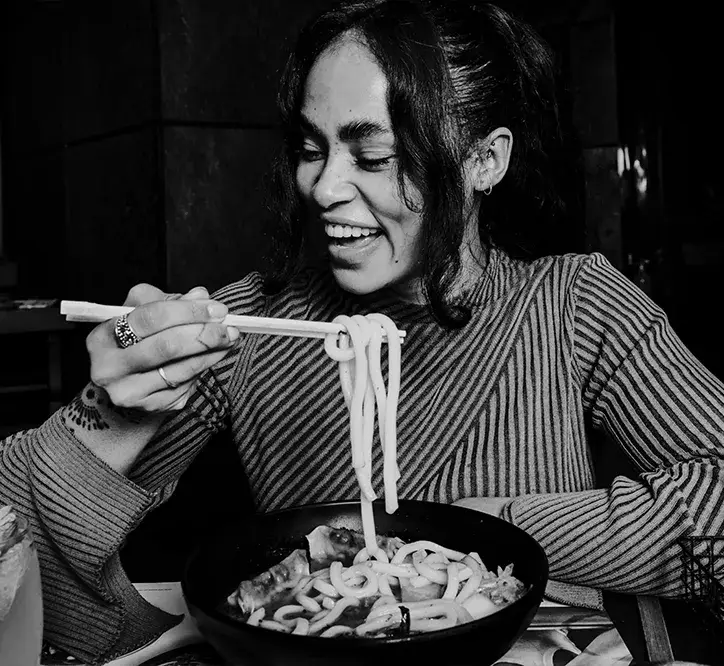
[386,239,488,306]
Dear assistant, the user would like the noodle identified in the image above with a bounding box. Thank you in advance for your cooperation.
[323,314,402,556]
[237,535,526,637]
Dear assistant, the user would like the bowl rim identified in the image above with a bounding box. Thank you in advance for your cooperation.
[181,499,549,646]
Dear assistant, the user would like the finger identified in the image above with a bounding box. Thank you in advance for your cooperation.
[180,286,209,300]
[134,379,196,413]
[118,322,240,373]
[89,317,238,388]
[87,298,227,365]
[153,345,237,389]
[165,285,208,301]
[123,283,211,307]
[118,298,229,343]
[136,298,228,338]
[123,283,171,308]
[104,346,235,408]
[166,286,209,302]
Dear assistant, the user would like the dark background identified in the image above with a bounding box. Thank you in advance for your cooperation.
[1,0,723,595]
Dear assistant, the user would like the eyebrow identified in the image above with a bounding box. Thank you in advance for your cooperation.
[299,115,392,143]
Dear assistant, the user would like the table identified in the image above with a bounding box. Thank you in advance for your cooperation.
[43,582,724,666]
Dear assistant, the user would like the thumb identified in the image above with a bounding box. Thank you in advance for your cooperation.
[122,283,172,307]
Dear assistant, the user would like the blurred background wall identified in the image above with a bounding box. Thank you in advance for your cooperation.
[3,0,722,370]
[1,0,723,578]
[4,0,723,369]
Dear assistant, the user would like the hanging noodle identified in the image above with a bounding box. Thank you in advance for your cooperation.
[323,314,402,558]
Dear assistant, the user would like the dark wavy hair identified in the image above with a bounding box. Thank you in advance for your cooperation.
[263,0,584,327]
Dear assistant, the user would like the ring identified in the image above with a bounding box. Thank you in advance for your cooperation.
[157,367,180,390]
[114,314,142,349]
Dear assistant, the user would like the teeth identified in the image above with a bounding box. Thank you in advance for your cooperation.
[325,224,379,239]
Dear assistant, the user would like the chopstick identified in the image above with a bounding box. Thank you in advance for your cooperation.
[60,301,406,343]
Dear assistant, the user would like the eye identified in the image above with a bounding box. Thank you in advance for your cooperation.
[297,146,325,163]
[355,154,396,172]
[295,137,326,164]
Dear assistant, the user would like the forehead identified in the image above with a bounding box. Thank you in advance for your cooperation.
[301,35,391,132]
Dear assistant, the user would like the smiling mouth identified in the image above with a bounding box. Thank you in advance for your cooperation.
[325,224,382,245]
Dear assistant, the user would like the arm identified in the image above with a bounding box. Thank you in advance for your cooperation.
[0,274,265,662]
[0,378,225,662]
[1,347,242,661]
[502,254,724,597]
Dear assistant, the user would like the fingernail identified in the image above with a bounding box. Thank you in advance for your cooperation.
[208,302,228,320]
[227,327,240,342]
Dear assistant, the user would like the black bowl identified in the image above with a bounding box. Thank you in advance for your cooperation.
[182,499,548,666]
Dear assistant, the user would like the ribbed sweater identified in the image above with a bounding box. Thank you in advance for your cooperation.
[2,251,723,663]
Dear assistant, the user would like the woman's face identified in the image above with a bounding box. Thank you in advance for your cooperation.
[295,35,425,299]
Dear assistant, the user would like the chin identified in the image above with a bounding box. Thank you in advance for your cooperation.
[331,266,386,296]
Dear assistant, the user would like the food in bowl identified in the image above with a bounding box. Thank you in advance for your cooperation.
[182,500,549,666]
[223,524,527,638]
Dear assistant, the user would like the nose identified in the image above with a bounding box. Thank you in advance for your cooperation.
[311,154,356,209]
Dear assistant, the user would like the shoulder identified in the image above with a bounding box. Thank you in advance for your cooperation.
[567,252,660,311]
[527,251,598,279]
[523,251,664,318]
[492,251,661,325]
[564,253,668,344]
[513,251,632,297]
[492,250,594,299]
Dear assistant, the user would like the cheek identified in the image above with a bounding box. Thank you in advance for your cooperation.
[295,164,314,199]
[384,179,423,230]
[366,181,414,227]
[295,172,306,197]
[387,202,423,240]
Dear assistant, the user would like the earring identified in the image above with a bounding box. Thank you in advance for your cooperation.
[484,181,493,196]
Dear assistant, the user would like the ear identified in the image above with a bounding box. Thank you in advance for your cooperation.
[465,127,513,195]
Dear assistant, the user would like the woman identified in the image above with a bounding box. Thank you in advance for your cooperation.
[2,0,723,662]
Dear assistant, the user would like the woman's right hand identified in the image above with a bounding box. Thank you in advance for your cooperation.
[85,283,240,416]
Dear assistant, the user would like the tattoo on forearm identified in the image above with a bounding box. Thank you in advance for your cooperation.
[65,386,110,432]
[65,384,145,433]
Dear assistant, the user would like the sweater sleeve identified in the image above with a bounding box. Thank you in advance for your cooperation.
[0,412,171,664]
[502,253,724,597]
[0,271,267,664]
